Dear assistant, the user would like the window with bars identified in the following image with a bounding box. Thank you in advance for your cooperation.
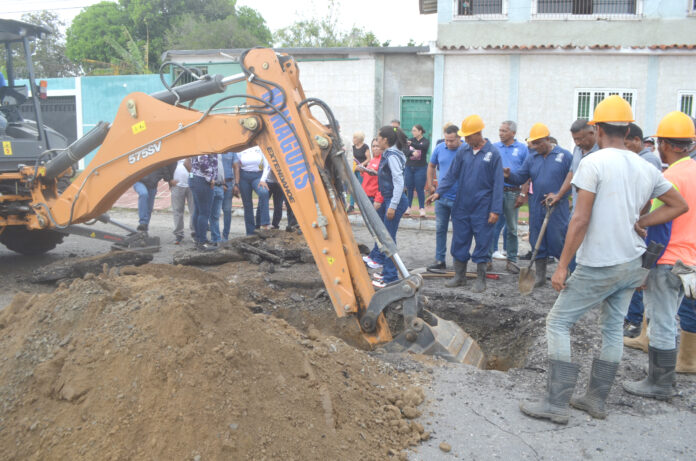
[457,0,504,16]
[574,89,637,120]
[679,92,696,118]
[536,0,638,15]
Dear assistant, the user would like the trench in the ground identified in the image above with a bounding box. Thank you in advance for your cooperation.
[255,287,544,372]
[416,291,545,371]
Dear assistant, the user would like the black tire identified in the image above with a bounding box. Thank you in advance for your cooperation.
[0,226,65,255]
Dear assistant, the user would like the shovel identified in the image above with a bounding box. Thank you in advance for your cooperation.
[519,204,555,295]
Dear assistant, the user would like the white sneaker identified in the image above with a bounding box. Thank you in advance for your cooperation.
[362,255,372,263]
[372,279,386,288]
[367,259,383,269]
[492,251,507,260]
[372,272,384,281]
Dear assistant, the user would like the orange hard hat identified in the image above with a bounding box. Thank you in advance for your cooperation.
[653,111,696,139]
[458,115,485,137]
[589,95,634,125]
[527,123,550,142]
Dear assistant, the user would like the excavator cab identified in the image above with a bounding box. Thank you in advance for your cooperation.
[0,19,69,173]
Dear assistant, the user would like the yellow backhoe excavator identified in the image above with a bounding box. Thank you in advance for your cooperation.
[0,46,484,366]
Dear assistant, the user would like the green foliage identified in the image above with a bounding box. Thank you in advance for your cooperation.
[0,11,80,78]
[65,0,270,74]
[107,27,151,75]
[274,0,383,48]
[65,2,130,66]
[166,4,272,50]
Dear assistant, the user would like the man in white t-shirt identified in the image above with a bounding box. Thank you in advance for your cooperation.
[519,96,688,425]
[171,158,195,244]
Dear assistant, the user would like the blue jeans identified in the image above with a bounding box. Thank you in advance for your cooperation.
[209,185,224,242]
[188,175,214,243]
[679,297,696,333]
[239,169,269,236]
[380,195,409,283]
[645,265,684,350]
[489,190,519,262]
[490,219,506,253]
[349,171,363,207]
[404,165,427,209]
[368,202,387,265]
[133,181,156,226]
[434,197,454,263]
[546,257,646,363]
[222,182,234,240]
[625,290,644,325]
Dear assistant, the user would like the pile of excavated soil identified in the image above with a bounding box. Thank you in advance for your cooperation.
[0,264,430,460]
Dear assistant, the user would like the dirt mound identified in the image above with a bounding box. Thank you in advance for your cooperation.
[0,264,428,460]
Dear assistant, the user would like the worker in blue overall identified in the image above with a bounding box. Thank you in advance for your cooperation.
[427,115,503,293]
[504,123,573,288]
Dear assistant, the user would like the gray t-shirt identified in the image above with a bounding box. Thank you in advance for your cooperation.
[570,143,599,206]
[571,147,673,267]
[638,148,662,171]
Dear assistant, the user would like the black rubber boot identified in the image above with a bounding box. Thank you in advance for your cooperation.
[445,259,467,287]
[472,262,486,293]
[623,346,677,400]
[570,358,619,419]
[520,359,580,424]
[534,259,547,288]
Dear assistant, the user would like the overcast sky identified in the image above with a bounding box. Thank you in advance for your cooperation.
[5,0,438,46]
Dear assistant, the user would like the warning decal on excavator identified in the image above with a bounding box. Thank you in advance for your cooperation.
[2,141,12,156]
[131,121,147,135]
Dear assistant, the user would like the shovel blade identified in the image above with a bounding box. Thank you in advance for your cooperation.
[381,310,485,368]
[518,268,535,295]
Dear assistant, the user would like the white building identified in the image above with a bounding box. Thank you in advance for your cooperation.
[421,0,696,147]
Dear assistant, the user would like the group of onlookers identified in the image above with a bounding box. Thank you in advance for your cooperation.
[133,146,297,252]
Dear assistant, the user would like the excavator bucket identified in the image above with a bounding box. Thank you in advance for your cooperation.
[381,310,485,368]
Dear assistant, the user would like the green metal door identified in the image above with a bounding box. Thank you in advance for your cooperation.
[400,96,433,158]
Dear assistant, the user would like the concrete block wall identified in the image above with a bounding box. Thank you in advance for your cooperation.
[297,59,377,146]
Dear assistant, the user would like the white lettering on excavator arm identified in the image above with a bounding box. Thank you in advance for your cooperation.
[128,141,162,165]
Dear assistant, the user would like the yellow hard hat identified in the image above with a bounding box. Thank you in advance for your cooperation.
[589,95,634,125]
[458,115,485,137]
[526,123,550,142]
[653,111,696,139]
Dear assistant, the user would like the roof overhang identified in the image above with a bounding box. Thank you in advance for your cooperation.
[0,19,51,44]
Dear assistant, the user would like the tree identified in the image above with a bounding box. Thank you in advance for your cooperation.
[274,0,383,48]
[165,5,272,51]
[0,11,80,78]
[65,2,131,68]
[66,0,271,74]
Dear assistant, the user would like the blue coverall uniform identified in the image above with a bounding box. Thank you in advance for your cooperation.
[436,139,503,264]
[507,145,572,260]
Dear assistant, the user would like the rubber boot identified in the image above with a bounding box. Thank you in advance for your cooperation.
[623,316,648,352]
[445,260,467,288]
[622,346,677,400]
[676,330,696,374]
[520,359,580,424]
[472,262,486,293]
[570,358,619,419]
[534,259,547,288]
